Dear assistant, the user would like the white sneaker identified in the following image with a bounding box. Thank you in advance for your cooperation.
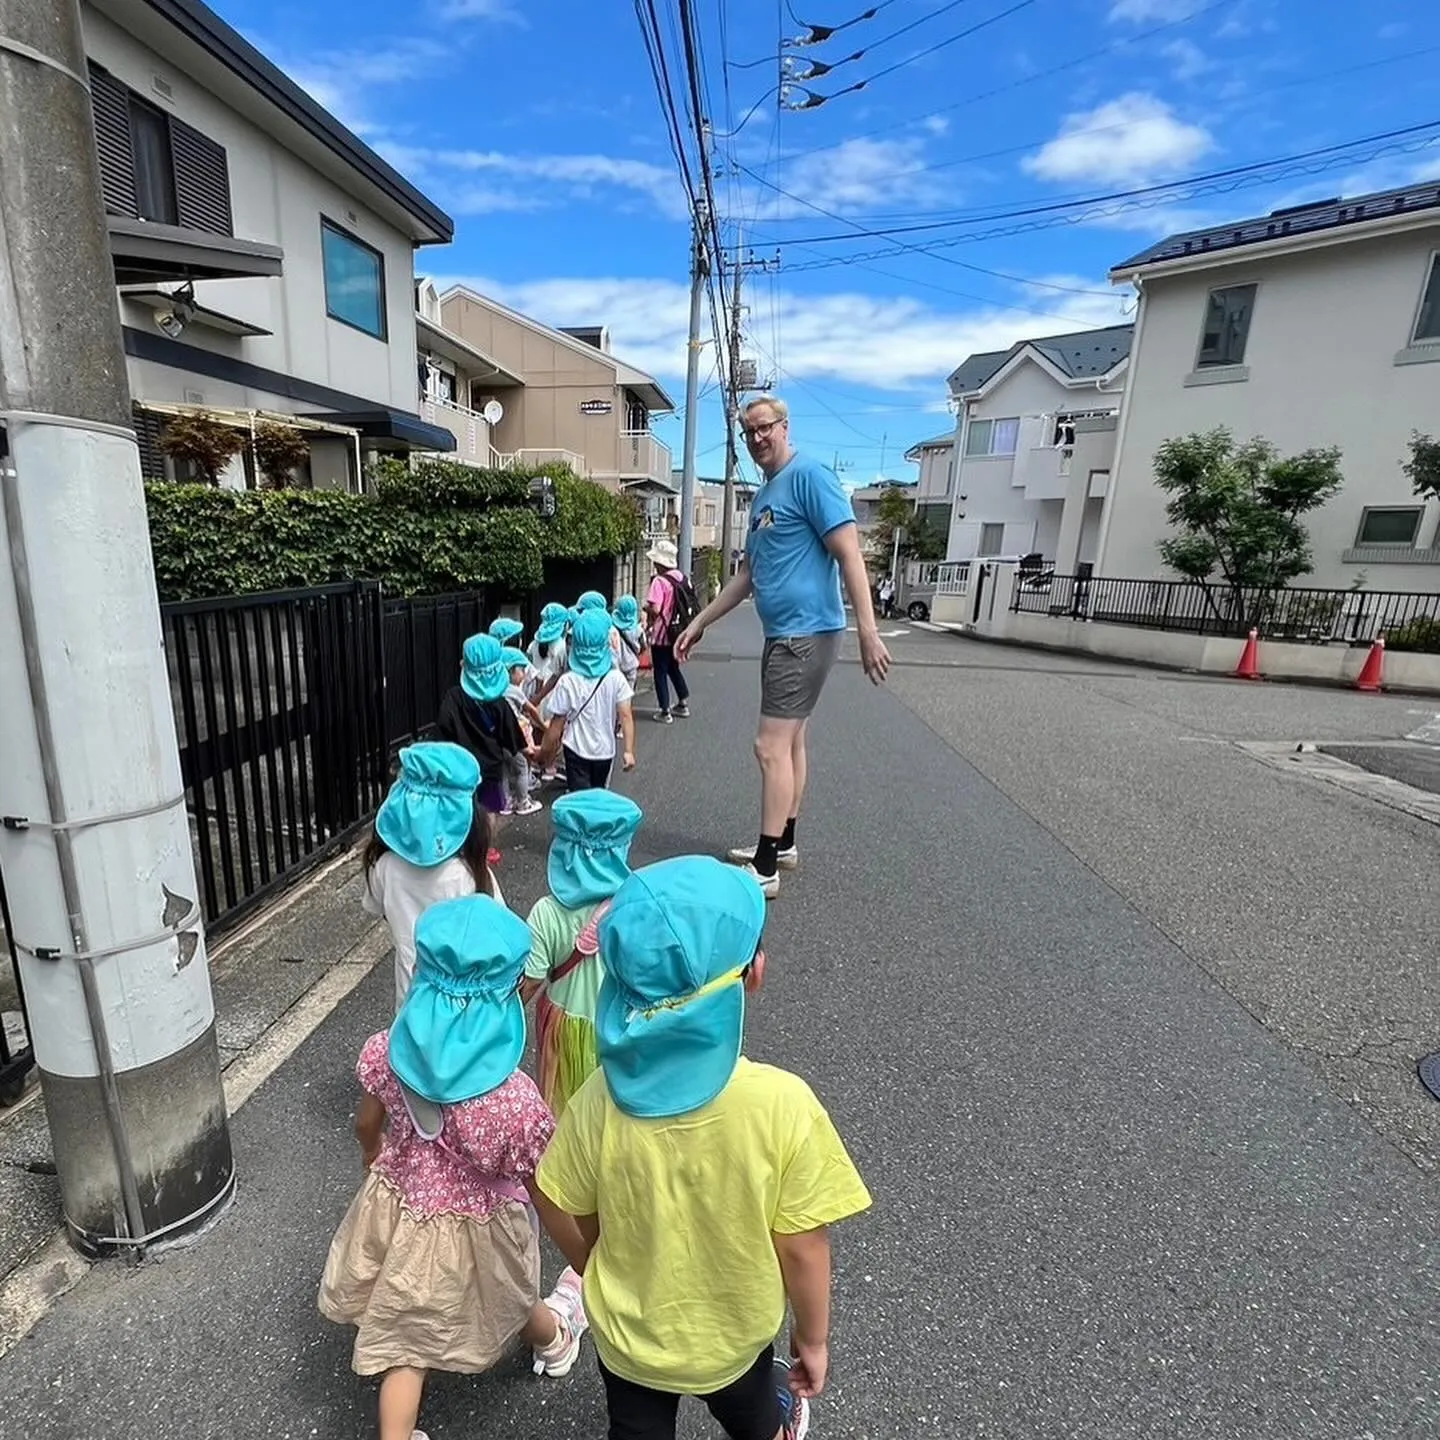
[739,862,779,899]
[533,1267,586,1377]
[727,843,799,871]
[513,797,543,816]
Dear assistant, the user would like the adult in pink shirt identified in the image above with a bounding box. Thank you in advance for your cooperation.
[643,539,691,724]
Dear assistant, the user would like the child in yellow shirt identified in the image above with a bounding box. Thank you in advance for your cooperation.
[534,856,871,1440]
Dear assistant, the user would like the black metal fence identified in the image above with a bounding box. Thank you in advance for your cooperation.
[1013,574,1440,643]
[382,590,488,756]
[163,582,388,930]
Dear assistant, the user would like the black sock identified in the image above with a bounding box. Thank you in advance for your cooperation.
[754,834,781,877]
[779,817,797,852]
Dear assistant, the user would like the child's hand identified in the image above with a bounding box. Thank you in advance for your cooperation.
[361,1140,380,1172]
[788,1338,828,1399]
[622,750,636,771]
[743,949,767,993]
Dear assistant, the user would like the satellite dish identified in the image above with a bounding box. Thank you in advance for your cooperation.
[482,399,504,425]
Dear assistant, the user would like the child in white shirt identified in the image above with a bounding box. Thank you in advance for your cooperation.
[540,610,635,793]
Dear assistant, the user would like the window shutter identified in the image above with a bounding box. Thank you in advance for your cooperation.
[132,404,167,480]
[170,118,233,236]
[87,63,137,218]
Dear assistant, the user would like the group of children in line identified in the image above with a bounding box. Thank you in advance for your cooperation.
[428,596,650,829]
[328,736,871,1440]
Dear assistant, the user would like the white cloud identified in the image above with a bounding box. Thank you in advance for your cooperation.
[430,273,1130,393]
[747,136,950,221]
[1162,38,1211,81]
[1023,93,1213,184]
[378,145,686,218]
[1378,21,1408,40]
[1107,0,1206,20]
[434,0,524,19]
[921,116,950,137]
[269,37,452,136]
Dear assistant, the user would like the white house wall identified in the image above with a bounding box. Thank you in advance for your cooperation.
[1103,226,1440,588]
[86,6,420,414]
[948,356,1122,564]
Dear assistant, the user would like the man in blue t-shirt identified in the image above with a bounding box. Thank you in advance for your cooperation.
[676,395,891,897]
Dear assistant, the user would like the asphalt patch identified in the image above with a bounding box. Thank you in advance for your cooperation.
[1321,743,1440,796]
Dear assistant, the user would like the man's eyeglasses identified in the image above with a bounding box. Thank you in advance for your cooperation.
[741,419,783,442]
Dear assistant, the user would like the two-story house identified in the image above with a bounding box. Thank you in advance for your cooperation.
[429,285,675,485]
[1100,181,1440,589]
[85,0,456,490]
[944,324,1132,569]
[903,433,958,531]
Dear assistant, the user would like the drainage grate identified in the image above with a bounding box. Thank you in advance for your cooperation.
[1419,1053,1440,1103]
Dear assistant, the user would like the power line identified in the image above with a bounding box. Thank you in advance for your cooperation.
[762,119,1440,248]
[777,0,1238,157]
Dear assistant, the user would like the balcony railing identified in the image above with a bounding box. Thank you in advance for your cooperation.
[420,397,494,468]
[618,430,672,483]
[495,448,586,474]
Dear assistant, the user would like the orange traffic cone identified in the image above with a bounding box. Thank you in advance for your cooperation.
[1354,634,1385,692]
[1234,627,1261,681]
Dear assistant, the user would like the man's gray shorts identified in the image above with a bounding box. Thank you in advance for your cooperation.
[760,631,842,720]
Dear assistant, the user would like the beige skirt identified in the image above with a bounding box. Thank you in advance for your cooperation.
[318,1170,540,1376]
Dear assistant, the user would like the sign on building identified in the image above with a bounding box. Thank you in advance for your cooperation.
[579,399,613,415]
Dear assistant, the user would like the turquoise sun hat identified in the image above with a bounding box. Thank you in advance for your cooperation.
[575,590,608,613]
[548,791,643,909]
[613,595,640,629]
[390,894,533,1104]
[595,857,766,1119]
[500,646,530,673]
[568,608,616,679]
[375,742,480,867]
[536,602,568,646]
[489,616,525,644]
[461,632,510,702]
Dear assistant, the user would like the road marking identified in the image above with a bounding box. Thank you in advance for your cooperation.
[1405,712,1440,745]
[847,626,909,637]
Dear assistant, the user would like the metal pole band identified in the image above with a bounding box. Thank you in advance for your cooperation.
[0,36,92,90]
[14,903,202,964]
[68,1166,237,1253]
[0,411,135,441]
[2,791,189,834]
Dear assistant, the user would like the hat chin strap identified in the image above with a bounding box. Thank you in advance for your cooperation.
[626,965,746,1023]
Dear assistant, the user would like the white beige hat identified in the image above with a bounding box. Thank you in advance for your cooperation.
[647,538,678,568]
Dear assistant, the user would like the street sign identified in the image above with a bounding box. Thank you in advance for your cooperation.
[579,399,613,415]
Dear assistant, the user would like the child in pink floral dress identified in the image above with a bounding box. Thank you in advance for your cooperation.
[320,894,586,1440]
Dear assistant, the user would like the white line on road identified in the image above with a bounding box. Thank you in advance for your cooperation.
[1405,712,1440,745]
[847,626,910,637]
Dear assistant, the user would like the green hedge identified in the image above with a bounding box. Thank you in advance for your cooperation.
[145,458,642,602]
[1385,615,1440,654]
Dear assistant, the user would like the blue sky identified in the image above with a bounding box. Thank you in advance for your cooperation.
[219,0,1437,485]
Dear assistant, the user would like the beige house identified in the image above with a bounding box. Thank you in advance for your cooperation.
[86,0,455,490]
[418,284,675,486]
[1101,181,1440,588]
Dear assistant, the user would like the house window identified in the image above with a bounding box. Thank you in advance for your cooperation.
[322,220,387,339]
[964,417,1019,457]
[87,64,233,234]
[1355,506,1423,547]
[129,97,178,225]
[1197,284,1257,367]
[1412,256,1440,342]
[979,522,1005,554]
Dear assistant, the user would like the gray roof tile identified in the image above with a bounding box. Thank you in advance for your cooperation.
[1111,179,1440,273]
[947,323,1132,394]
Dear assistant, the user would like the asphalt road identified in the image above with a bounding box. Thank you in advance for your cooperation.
[0,606,1436,1439]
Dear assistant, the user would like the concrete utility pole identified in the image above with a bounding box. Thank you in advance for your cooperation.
[676,204,707,577]
[719,259,743,578]
[0,0,233,1254]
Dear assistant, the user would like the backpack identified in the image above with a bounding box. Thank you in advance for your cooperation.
[660,570,702,641]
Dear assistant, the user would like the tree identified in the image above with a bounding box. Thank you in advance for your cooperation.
[1402,430,1440,503]
[159,411,247,486]
[1153,427,1343,625]
[869,485,919,572]
[252,422,311,490]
